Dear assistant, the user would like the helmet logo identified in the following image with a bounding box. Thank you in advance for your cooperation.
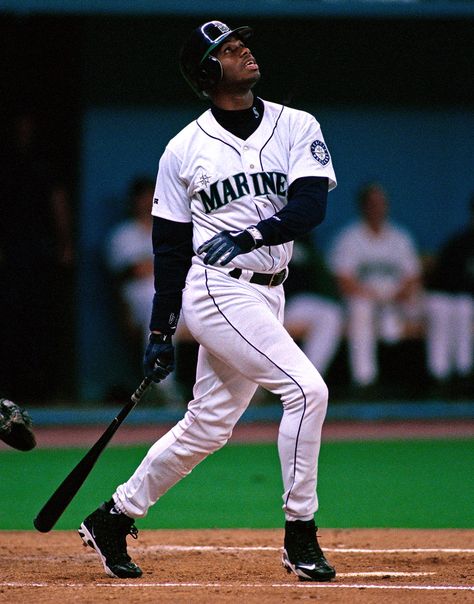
[215,22,230,34]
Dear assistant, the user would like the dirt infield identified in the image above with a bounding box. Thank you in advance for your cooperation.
[1,528,472,603]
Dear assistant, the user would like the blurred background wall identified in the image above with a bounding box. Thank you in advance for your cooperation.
[1,1,473,402]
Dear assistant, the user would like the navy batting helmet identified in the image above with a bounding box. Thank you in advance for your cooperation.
[179,20,253,99]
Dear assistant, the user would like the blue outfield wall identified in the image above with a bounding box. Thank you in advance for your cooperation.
[78,105,474,401]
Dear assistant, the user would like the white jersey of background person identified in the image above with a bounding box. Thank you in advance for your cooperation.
[329,212,422,387]
[106,219,154,346]
[330,220,420,300]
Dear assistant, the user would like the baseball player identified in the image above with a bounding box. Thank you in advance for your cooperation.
[328,183,423,390]
[79,20,337,582]
[424,194,474,391]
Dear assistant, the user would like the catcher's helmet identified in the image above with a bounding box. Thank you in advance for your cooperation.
[180,20,253,99]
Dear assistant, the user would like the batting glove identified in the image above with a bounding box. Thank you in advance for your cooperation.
[143,333,175,382]
[197,227,262,266]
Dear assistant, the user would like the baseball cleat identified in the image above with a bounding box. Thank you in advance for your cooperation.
[282,519,336,581]
[78,504,142,578]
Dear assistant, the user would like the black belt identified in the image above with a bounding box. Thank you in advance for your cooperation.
[229,268,287,287]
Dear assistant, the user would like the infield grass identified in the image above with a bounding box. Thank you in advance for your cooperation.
[0,438,472,530]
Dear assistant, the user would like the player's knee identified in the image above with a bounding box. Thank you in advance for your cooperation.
[283,373,328,416]
[310,378,329,414]
[204,436,230,456]
[302,379,329,428]
[202,425,233,453]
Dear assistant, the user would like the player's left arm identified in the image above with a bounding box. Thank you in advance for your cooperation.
[253,176,328,245]
[254,111,335,246]
[198,176,328,265]
[199,113,336,266]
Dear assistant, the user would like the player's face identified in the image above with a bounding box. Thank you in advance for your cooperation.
[214,36,261,90]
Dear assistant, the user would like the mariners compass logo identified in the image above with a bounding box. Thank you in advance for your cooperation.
[310,140,330,166]
[198,172,211,187]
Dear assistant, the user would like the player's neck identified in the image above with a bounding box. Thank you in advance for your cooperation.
[211,90,254,111]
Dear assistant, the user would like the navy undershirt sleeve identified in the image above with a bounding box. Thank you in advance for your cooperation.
[149,217,193,334]
[255,176,328,245]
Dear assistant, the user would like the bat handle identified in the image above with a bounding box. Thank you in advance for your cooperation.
[131,358,167,404]
[131,377,152,404]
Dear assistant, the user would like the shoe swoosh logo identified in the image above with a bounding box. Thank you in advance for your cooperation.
[298,563,316,570]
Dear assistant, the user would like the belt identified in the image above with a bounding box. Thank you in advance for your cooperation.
[229,268,287,287]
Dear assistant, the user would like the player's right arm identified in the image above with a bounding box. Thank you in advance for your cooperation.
[143,217,193,382]
[149,216,193,335]
[143,146,193,382]
[149,145,194,335]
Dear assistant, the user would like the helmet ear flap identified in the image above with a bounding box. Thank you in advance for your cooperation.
[197,55,223,92]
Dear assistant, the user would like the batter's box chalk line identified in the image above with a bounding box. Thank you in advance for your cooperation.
[137,544,474,554]
[1,581,474,592]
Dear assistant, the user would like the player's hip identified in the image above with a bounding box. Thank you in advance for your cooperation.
[182,264,285,337]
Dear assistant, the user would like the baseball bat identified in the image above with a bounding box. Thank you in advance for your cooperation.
[33,376,152,533]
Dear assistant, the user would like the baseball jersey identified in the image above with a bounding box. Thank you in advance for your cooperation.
[152,99,336,274]
[106,220,152,275]
[328,221,421,299]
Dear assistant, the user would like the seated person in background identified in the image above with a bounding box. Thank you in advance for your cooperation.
[284,233,343,377]
[106,177,156,349]
[424,193,474,394]
[106,177,193,406]
[328,182,423,392]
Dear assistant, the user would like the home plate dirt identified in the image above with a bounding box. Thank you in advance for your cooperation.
[0,528,472,603]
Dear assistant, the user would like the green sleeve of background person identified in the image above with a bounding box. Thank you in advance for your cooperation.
[285,234,340,301]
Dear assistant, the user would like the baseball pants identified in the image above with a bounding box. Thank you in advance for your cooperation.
[425,292,474,380]
[114,264,329,521]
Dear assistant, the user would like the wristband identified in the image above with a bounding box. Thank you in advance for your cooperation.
[246,226,264,247]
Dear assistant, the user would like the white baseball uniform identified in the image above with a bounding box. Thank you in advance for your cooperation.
[106,219,154,347]
[328,220,422,386]
[425,292,474,380]
[113,99,336,521]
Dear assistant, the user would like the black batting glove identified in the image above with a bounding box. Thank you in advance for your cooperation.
[143,333,175,382]
[197,228,262,266]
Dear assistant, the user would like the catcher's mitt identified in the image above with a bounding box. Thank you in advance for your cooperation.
[0,398,36,451]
